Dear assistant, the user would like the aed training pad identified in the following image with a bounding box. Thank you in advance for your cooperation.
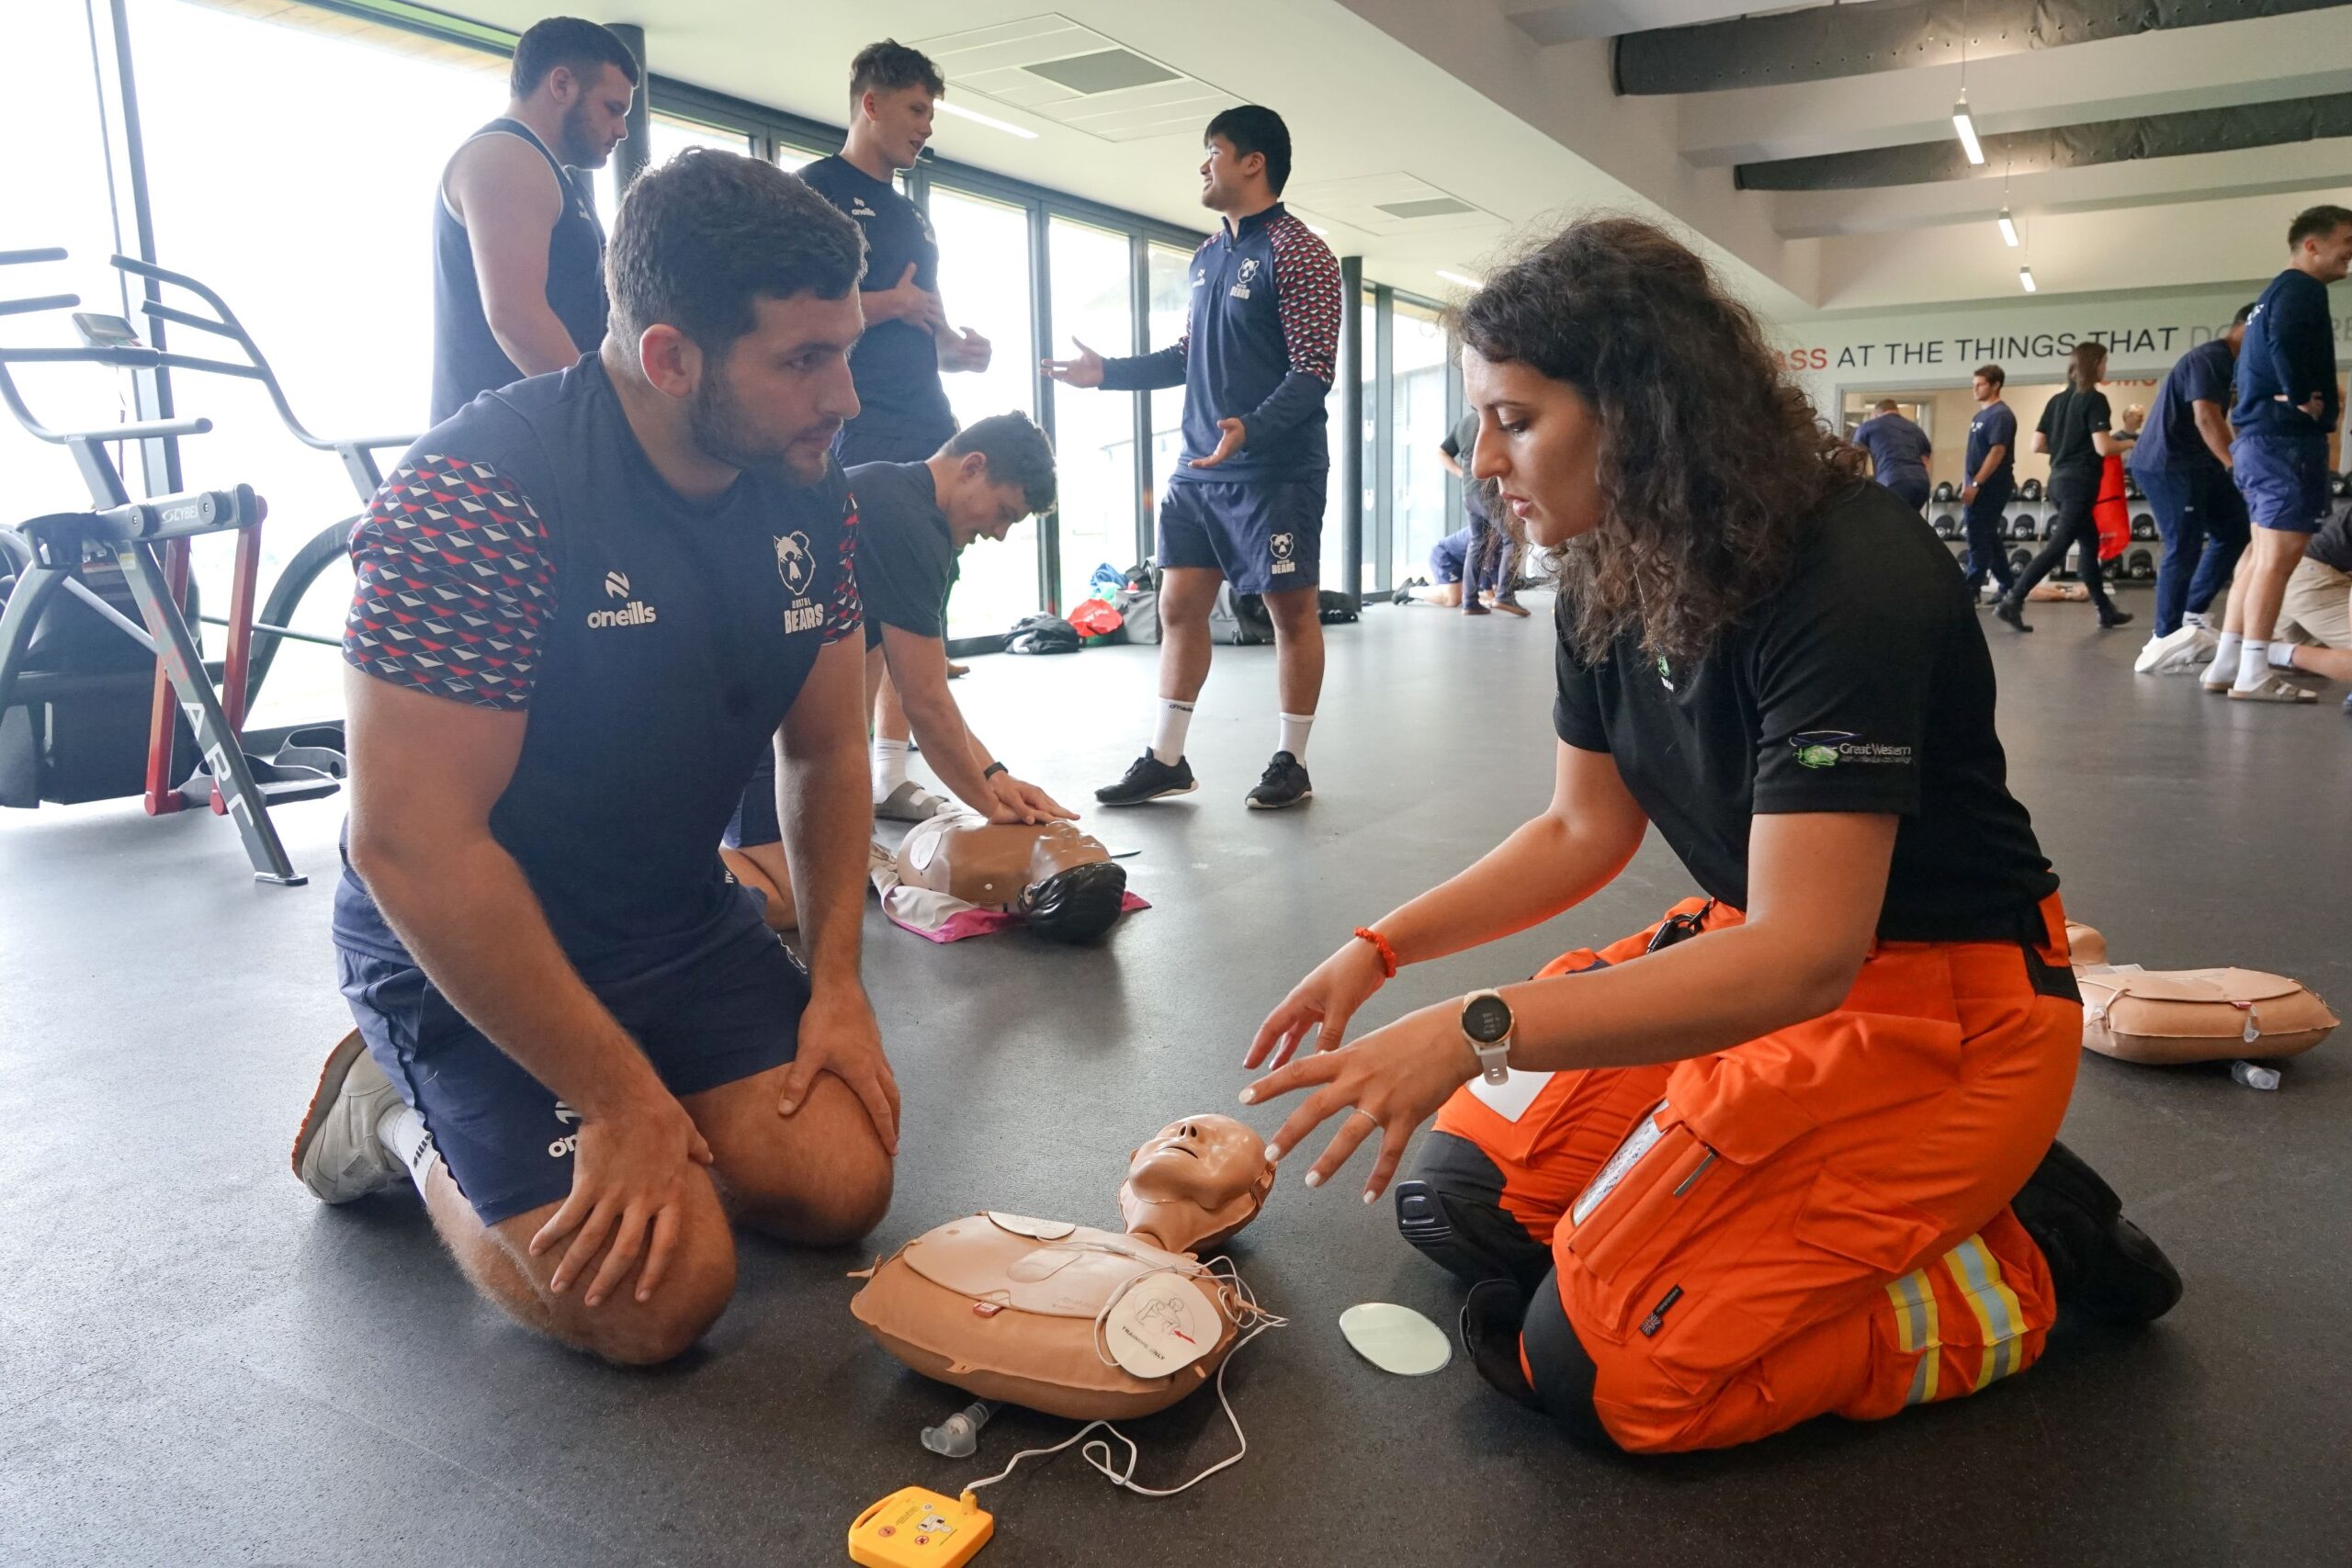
[1340,1303,1452,1376]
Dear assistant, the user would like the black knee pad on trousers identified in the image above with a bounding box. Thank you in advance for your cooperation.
[1521,1269,1614,1449]
[1395,1132,1555,1292]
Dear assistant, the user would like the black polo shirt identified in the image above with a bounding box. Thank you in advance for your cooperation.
[334,358,862,975]
[799,155,956,449]
[846,459,956,648]
[1553,481,2057,942]
[2037,388,2111,486]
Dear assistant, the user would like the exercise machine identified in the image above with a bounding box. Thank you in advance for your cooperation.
[0,248,326,885]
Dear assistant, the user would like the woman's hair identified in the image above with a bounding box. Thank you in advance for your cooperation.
[2065,340,2107,390]
[1452,216,1864,664]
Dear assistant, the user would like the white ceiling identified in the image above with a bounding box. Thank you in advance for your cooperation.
[437,0,2352,320]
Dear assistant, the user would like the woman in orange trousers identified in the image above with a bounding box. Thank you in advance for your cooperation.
[1241,218,2180,1455]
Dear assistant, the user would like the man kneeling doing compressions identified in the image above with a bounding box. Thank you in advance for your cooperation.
[1238,218,2181,1455]
[293,150,898,1365]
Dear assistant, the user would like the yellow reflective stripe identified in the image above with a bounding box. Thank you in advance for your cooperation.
[1886,1269,1942,1404]
[1941,1235,2027,1392]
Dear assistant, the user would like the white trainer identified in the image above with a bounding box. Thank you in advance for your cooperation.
[2134,626,2216,676]
[291,1031,410,1203]
[2228,672,2319,704]
[875,780,955,822]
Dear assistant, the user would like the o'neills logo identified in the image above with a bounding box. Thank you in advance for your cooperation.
[587,600,659,628]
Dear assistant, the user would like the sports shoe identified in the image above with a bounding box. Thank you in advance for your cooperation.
[875,780,955,821]
[1491,597,1532,618]
[2098,607,2134,629]
[2008,1140,2182,1325]
[2228,672,2318,704]
[291,1031,409,1204]
[1245,750,1313,809]
[1994,596,2032,633]
[1095,751,1198,806]
[1461,599,1492,617]
[2134,625,2216,675]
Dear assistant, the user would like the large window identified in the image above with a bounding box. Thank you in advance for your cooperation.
[1046,219,1137,605]
[1144,243,1194,548]
[1391,300,1453,592]
[594,116,753,219]
[928,187,1040,641]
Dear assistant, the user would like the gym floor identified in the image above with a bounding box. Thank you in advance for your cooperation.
[3,594,2346,1566]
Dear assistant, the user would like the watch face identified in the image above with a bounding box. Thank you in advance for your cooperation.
[1463,994,1511,1044]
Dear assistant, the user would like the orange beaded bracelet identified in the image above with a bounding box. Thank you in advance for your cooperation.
[1353,927,1399,978]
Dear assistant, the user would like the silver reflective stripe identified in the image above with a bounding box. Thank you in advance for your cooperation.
[1570,1100,1668,1227]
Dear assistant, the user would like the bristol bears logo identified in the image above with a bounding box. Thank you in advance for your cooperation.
[1269,532,1297,573]
[1230,257,1261,299]
[774,532,816,596]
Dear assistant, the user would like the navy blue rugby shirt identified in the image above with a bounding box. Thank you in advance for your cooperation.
[333,358,863,975]
[799,155,956,448]
[1099,202,1342,485]
[2233,268,2341,440]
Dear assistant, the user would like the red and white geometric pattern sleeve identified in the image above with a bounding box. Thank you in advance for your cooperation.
[822,488,864,645]
[1268,217,1342,386]
[341,456,554,710]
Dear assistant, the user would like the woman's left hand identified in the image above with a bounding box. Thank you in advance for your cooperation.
[1239,999,1478,1202]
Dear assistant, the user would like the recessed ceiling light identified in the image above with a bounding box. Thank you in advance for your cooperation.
[937,100,1038,140]
[1436,268,1482,288]
[1951,94,1985,166]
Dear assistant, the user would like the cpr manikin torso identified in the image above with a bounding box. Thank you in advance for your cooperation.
[894,814,1128,942]
[850,1117,1274,1420]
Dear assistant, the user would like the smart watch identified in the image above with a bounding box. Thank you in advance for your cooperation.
[1459,989,1514,1085]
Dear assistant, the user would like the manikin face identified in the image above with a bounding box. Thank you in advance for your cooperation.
[2296,222,2352,285]
[861,85,936,172]
[1973,375,1999,404]
[551,62,635,169]
[1125,1116,1269,1208]
[1460,346,1606,550]
[674,292,864,483]
[1197,135,1260,215]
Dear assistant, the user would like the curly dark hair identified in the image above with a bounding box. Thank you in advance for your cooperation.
[1453,216,1864,664]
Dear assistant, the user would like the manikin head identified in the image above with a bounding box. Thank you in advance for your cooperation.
[847,39,944,174]
[2121,402,2146,434]
[898,815,1126,942]
[605,149,865,485]
[2286,203,2352,285]
[2222,301,2255,356]
[509,17,638,169]
[1117,1115,1275,1255]
[1198,106,1290,220]
[1973,364,2005,405]
[928,412,1057,547]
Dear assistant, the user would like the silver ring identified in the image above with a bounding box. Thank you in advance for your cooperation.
[1350,1107,1379,1125]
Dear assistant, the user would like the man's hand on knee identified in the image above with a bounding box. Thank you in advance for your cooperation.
[528,1088,715,1309]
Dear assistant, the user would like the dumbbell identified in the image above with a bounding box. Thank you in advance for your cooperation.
[1931,513,1959,539]
[2131,513,2157,540]
[2128,547,2156,581]
[2018,478,2044,503]
[2008,513,2037,540]
[2123,473,2143,502]
[2332,471,2350,499]
[1931,480,1957,504]
[2007,547,2033,577]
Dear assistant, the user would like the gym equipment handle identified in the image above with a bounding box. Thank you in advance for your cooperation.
[0,293,80,320]
[0,248,70,267]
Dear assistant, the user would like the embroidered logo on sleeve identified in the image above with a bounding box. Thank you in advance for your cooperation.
[1792,730,1914,769]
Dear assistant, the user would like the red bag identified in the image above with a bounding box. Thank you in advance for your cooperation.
[1067,597,1125,639]
[2093,453,2130,562]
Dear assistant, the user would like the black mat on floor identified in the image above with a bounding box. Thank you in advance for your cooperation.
[3,593,2345,1565]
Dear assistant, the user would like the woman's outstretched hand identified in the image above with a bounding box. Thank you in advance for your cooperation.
[1246,937,1390,1070]
[1240,1001,1476,1203]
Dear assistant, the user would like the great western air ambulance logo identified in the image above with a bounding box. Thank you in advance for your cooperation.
[774,532,816,596]
[1792,730,1913,768]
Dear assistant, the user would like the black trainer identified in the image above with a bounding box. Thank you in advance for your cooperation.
[2008,1139,2182,1325]
[1094,751,1197,806]
[1245,750,1312,809]
[1995,596,2033,633]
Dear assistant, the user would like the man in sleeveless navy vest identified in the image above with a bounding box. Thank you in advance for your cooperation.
[430,17,637,425]
[293,151,895,1366]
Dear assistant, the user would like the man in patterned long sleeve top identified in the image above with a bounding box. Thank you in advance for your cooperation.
[1046,106,1342,810]
[290,151,899,1366]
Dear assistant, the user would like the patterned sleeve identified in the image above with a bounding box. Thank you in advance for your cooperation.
[1268,217,1341,385]
[822,486,864,645]
[342,455,553,710]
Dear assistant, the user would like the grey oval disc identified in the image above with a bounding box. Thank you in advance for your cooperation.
[1339,1302,1453,1376]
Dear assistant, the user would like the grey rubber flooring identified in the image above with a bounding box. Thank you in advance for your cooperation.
[3,592,2346,1566]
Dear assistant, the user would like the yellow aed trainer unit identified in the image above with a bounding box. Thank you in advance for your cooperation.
[848,1485,995,1567]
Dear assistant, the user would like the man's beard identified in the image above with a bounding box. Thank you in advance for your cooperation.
[559,100,608,168]
[688,368,830,483]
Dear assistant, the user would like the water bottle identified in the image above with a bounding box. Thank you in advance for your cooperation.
[2230,1060,2280,1092]
[921,1399,996,1458]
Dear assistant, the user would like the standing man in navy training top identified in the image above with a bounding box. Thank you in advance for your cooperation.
[1958,365,2018,602]
[1046,107,1343,810]
[2131,303,2253,674]
[431,16,636,424]
[293,152,894,1366]
[2202,204,2352,704]
[798,40,991,468]
[1850,399,1933,511]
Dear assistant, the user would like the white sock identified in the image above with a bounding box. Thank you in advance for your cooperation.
[1278,711,1315,761]
[375,1102,437,1200]
[872,737,910,801]
[1151,699,1194,765]
[2183,610,2210,631]
[2268,640,2299,670]
[2235,640,2270,690]
[2209,632,2242,679]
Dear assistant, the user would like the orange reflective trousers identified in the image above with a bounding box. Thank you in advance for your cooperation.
[1429,894,2081,1453]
